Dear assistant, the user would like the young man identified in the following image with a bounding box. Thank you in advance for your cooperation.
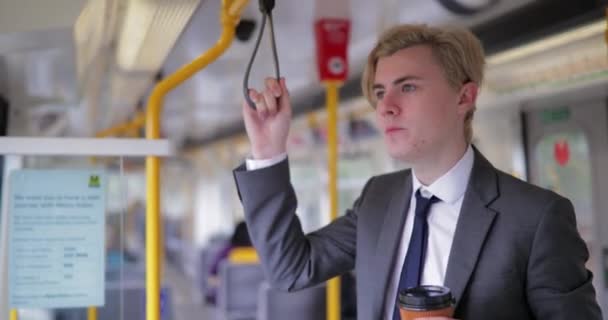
[233,24,602,319]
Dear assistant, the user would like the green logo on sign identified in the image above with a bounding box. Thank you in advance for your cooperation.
[89,175,100,188]
[541,107,570,124]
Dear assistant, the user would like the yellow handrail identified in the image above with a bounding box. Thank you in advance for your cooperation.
[144,1,247,320]
[96,111,145,138]
[325,81,341,320]
[91,111,145,164]
[10,309,17,320]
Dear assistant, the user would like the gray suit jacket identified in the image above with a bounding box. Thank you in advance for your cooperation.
[233,149,602,319]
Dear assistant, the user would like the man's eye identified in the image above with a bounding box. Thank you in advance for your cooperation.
[374,91,385,100]
[401,84,416,92]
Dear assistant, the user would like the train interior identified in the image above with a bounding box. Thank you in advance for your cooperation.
[1,0,608,319]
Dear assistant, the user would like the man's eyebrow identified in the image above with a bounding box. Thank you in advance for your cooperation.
[372,75,423,90]
[372,83,384,91]
[393,75,422,84]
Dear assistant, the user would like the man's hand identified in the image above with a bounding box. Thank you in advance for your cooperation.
[242,77,292,159]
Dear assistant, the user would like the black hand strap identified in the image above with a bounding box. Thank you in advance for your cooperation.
[243,0,281,109]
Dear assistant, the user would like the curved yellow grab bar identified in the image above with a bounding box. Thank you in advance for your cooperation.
[325,81,341,320]
[144,1,247,320]
[228,0,249,17]
[95,111,145,138]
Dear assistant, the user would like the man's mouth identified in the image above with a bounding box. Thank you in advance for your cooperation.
[385,127,404,134]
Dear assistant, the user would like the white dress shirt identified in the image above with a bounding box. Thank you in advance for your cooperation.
[383,145,474,319]
[245,147,474,320]
[245,152,287,170]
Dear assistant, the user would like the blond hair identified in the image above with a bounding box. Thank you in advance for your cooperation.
[362,24,485,143]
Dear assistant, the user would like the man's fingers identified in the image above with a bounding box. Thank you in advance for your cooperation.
[279,78,289,97]
[245,78,289,119]
[244,90,263,118]
[242,99,257,120]
[249,89,268,118]
[243,89,258,115]
[278,78,291,115]
[262,89,278,115]
[265,77,281,98]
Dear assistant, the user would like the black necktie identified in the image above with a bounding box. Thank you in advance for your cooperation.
[393,189,439,319]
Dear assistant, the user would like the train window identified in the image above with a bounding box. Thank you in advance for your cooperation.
[291,163,323,233]
[534,130,594,243]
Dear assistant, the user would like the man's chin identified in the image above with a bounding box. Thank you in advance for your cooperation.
[387,148,414,163]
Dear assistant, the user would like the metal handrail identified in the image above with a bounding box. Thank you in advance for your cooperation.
[144,1,247,320]
[95,111,145,138]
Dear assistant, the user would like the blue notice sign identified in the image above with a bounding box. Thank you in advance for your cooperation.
[8,170,106,308]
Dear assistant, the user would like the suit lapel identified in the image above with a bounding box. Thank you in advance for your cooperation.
[370,171,412,318]
[444,148,499,310]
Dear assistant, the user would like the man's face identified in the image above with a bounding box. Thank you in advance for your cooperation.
[372,45,473,163]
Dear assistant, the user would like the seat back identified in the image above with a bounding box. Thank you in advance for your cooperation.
[257,282,326,320]
[198,238,230,300]
[217,262,265,320]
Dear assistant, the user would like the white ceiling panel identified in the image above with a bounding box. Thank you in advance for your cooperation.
[0,0,88,34]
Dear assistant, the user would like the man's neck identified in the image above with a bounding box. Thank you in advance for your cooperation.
[412,141,469,186]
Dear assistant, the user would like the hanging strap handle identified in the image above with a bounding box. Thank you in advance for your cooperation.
[243,0,281,109]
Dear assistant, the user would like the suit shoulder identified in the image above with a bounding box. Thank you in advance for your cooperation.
[494,169,567,211]
[351,169,411,201]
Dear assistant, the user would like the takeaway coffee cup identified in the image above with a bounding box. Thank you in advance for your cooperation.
[398,285,455,320]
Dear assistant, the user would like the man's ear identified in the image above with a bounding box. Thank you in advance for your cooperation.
[457,82,478,115]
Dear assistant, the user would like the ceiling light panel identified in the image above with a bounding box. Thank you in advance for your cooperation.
[486,20,605,65]
[117,0,201,71]
[485,19,608,94]
[74,0,117,81]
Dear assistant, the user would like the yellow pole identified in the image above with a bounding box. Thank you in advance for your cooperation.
[325,81,341,320]
[10,309,17,320]
[144,1,247,320]
[605,8,608,47]
[87,307,97,320]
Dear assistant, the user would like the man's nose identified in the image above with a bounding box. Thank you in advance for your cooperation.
[378,92,400,117]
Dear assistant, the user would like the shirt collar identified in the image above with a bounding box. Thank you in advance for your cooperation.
[412,145,474,204]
